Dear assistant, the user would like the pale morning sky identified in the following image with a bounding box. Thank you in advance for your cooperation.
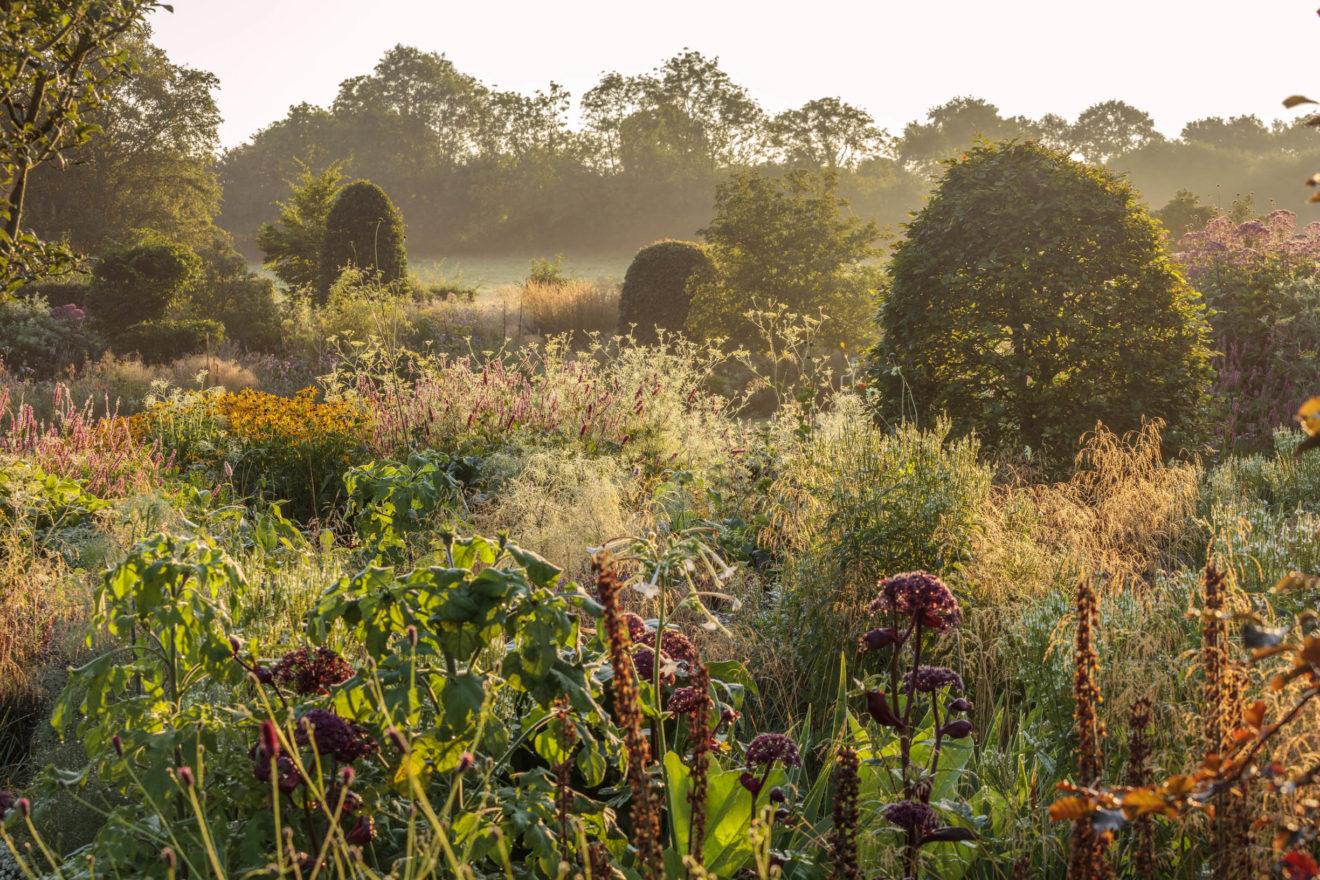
[146,1,1320,151]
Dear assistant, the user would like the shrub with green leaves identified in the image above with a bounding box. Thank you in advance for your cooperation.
[617,239,713,344]
[0,295,103,378]
[85,239,199,335]
[866,140,1213,467]
[114,318,225,365]
[317,180,407,302]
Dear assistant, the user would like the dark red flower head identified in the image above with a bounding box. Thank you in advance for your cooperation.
[344,815,376,845]
[745,733,802,769]
[632,646,675,685]
[0,791,14,820]
[622,612,648,640]
[667,686,706,715]
[638,629,699,667]
[275,647,353,695]
[859,627,902,651]
[939,719,974,740]
[870,571,962,632]
[903,666,964,693]
[885,799,939,832]
[295,710,379,763]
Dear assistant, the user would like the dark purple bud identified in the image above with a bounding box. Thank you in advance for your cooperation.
[456,752,474,774]
[387,726,409,754]
[228,635,242,657]
[0,791,13,819]
[939,719,974,739]
[344,814,376,845]
[339,766,355,787]
[161,848,177,870]
[774,807,791,822]
[176,767,194,788]
[405,625,418,648]
[252,665,274,685]
[112,735,124,758]
[768,786,786,804]
[739,771,762,796]
[16,798,30,818]
[948,697,973,713]
[859,627,901,651]
[865,690,907,732]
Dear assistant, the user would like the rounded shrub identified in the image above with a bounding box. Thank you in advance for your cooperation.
[866,140,1213,467]
[86,240,200,334]
[115,318,225,365]
[317,180,407,302]
[617,240,713,344]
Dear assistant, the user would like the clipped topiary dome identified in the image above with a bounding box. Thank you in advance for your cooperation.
[617,240,713,344]
[317,180,407,301]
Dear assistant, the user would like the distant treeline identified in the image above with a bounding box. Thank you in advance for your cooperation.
[21,37,1320,261]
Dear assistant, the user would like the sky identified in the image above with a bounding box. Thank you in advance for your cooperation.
[147,0,1320,151]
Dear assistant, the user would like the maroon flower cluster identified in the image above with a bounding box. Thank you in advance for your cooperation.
[903,665,964,693]
[667,686,705,715]
[870,571,963,632]
[275,647,354,695]
[885,799,939,832]
[632,646,675,686]
[295,710,379,763]
[638,629,698,667]
[622,612,648,640]
[745,733,802,769]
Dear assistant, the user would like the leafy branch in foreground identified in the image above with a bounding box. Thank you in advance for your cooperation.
[1049,567,1320,878]
[0,0,168,289]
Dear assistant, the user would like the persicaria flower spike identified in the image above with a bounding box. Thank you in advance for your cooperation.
[870,571,963,632]
[745,733,802,769]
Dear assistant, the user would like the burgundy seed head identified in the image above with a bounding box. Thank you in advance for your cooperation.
[768,786,786,804]
[344,814,376,845]
[739,771,762,796]
[112,735,124,758]
[948,697,974,713]
[228,635,242,657]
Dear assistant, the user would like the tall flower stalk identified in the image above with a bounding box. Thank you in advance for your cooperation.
[1125,696,1155,879]
[860,571,975,879]
[1068,577,1111,880]
[1202,564,1254,880]
[594,551,662,880]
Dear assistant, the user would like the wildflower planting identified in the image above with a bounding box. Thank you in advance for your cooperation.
[10,49,1320,877]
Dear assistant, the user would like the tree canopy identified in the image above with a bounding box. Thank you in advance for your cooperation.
[867,140,1213,465]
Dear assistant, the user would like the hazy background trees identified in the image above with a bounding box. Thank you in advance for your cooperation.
[18,35,1320,268]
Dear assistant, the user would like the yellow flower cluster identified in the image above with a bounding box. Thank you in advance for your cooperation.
[216,387,370,445]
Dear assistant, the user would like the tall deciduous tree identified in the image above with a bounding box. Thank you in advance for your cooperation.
[23,27,221,251]
[897,97,1023,173]
[767,97,889,170]
[867,141,1213,465]
[0,0,166,287]
[1070,99,1161,164]
[686,168,880,347]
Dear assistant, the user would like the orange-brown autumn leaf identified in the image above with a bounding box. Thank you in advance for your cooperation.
[1049,796,1091,822]
[1122,788,1175,819]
